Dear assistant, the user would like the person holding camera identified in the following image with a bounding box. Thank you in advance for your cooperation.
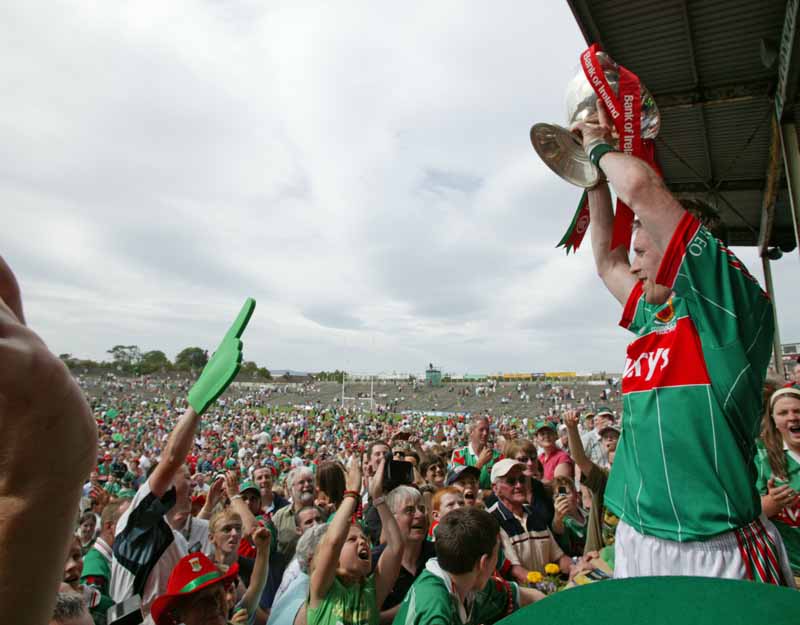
[550,477,587,558]
[371,485,436,624]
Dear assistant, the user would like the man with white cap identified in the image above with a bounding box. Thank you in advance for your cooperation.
[487,459,574,585]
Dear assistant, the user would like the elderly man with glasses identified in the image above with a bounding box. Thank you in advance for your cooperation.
[487,460,574,585]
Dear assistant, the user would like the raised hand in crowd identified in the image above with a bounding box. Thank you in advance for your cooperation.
[563,409,593,477]
[236,525,271,623]
[198,475,226,520]
[0,256,97,625]
[89,483,111,512]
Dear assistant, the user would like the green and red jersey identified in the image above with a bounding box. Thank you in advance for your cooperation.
[755,445,800,575]
[606,213,774,542]
[449,445,502,490]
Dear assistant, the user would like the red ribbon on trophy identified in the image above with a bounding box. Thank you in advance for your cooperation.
[557,44,660,253]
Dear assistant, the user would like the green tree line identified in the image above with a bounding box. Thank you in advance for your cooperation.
[59,345,271,379]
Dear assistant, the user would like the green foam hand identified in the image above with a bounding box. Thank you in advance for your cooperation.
[188,298,256,415]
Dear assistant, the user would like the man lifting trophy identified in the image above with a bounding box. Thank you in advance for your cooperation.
[529,45,795,585]
[531,45,660,253]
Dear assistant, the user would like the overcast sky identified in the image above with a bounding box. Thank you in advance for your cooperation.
[3,1,798,376]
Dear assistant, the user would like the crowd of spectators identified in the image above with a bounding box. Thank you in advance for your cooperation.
[37,357,799,625]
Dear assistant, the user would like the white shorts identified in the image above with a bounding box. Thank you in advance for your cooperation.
[614,516,796,587]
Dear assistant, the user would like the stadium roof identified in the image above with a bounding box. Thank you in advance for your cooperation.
[566,0,800,251]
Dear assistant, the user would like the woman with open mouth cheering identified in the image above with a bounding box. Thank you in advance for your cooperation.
[758,383,800,586]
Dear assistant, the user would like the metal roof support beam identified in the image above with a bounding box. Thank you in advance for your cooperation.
[758,115,784,256]
[679,0,714,185]
[566,0,603,48]
[761,256,785,379]
[668,179,765,193]
[781,122,800,257]
[775,0,800,120]
[655,81,774,111]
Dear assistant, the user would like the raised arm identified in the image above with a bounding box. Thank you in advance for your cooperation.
[240,527,271,615]
[309,458,362,608]
[197,475,225,520]
[371,458,404,608]
[149,406,199,498]
[587,182,636,306]
[575,102,684,254]
[563,410,594,477]
[152,298,254,498]
[225,471,259,537]
[0,257,97,625]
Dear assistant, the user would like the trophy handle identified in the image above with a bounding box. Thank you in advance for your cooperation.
[530,123,599,189]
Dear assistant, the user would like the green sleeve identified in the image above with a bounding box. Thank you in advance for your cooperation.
[599,544,615,570]
[393,577,453,625]
[90,593,115,625]
[473,578,515,625]
[755,447,772,495]
[580,464,608,495]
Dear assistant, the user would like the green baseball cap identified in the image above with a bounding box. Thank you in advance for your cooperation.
[535,420,557,433]
[239,480,259,495]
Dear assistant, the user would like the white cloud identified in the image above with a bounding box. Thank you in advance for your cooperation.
[2,1,797,376]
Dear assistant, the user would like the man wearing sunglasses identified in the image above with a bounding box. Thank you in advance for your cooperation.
[487,460,574,585]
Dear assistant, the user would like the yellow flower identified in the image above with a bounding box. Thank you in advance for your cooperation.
[544,563,560,575]
[526,571,543,584]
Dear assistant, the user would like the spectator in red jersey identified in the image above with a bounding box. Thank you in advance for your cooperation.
[534,422,573,482]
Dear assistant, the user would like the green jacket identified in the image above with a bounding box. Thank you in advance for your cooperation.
[393,559,518,625]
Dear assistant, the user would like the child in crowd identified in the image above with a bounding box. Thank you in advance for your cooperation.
[428,487,465,541]
[394,507,543,625]
[307,456,403,625]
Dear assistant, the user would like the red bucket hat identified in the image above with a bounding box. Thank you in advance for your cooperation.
[150,552,239,625]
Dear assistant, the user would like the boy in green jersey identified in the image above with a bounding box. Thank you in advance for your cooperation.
[393,507,543,625]
[573,103,793,585]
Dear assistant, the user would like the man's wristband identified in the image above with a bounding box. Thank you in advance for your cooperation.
[372,495,386,507]
[588,143,617,168]
[231,494,243,501]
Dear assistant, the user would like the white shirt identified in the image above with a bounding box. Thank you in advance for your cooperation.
[110,479,210,625]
